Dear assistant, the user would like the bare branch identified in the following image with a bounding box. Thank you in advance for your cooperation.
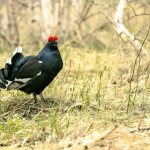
[114,0,149,55]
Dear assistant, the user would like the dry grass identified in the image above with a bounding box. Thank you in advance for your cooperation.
[0,45,150,149]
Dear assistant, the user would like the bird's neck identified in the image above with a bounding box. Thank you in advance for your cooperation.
[38,43,59,57]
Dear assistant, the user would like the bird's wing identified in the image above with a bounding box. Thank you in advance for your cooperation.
[7,57,43,90]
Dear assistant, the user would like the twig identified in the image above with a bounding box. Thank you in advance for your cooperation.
[127,25,150,112]
[100,125,118,140]
[138,116,145,131]
[65,102,83,113]
[130,127,150,133]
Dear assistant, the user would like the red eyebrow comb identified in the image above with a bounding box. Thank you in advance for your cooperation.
[48,36,58,42]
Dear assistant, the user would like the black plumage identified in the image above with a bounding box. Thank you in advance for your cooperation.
[0,36,63,102]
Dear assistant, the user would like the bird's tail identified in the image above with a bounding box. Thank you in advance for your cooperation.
[0,46,23,89]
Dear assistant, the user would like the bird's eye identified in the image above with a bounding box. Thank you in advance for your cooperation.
[53,44,57,49]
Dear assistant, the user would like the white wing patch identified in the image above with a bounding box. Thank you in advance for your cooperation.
[13,46,23,56]
[37,71,42,76]
[39,61,43,64]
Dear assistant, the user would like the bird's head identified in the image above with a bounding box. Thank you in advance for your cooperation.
[48,36,58,50]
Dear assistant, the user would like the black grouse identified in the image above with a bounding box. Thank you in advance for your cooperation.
[0,36,63,102]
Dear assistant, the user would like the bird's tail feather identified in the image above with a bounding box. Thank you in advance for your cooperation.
[0,46,23,89]
[0,69,7,89]
[4,47,23,79]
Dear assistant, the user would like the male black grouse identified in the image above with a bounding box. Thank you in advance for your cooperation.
[0,36,63,102]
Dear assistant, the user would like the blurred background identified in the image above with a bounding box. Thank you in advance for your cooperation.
[0,1,150,148]
[0,0,150,52]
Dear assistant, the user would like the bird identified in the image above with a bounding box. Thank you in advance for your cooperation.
[0,36,63,103]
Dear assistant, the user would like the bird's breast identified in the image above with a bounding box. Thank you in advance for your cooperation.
[42,55,63,74]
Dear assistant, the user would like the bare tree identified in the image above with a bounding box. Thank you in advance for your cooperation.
[0,0,149,51]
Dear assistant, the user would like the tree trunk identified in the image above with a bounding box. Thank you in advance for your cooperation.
[41,0,54,38]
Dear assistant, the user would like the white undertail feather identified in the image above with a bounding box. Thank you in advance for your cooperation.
[5,80,12,87]
[13,46,23,56]
[6,58,12,65]
[5,47,23,65]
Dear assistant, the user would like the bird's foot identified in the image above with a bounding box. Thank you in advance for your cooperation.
[33,93,38,104]
[33,93,45,106]
[40,92,45,101]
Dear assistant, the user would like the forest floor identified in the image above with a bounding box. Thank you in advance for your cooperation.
[0,46,150,149]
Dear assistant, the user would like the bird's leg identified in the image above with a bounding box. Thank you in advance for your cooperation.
[33,93,38,103]
[40,92,45,101]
